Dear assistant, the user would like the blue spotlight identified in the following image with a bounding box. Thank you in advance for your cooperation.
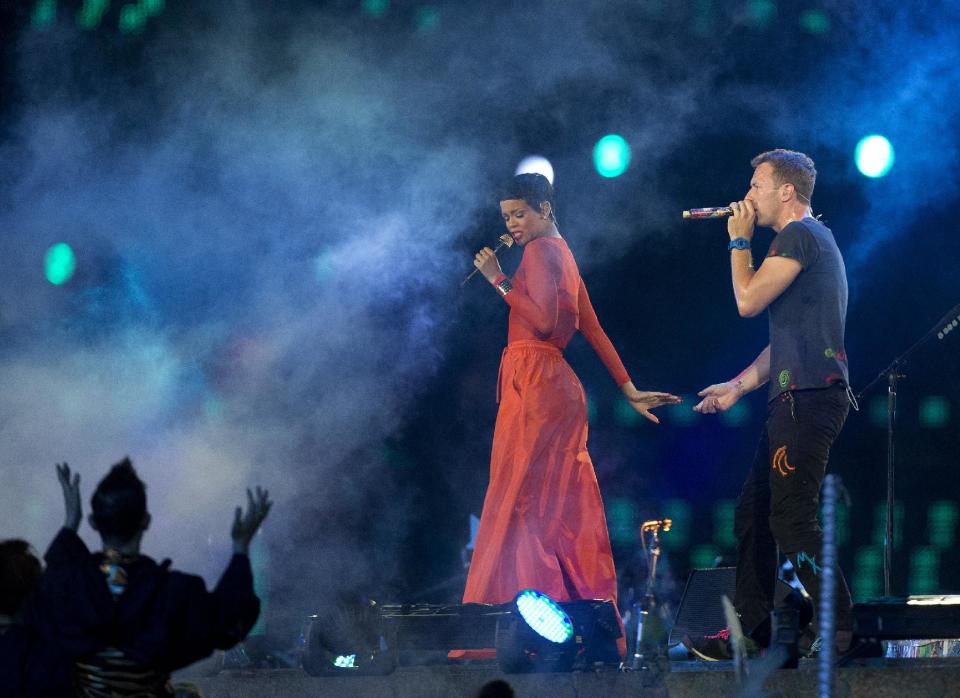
[855,135,895,178]
[515,589,574,643]
[593,135,631,178]
[515,155,555,185]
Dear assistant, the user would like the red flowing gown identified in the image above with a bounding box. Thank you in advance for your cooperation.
[460,236,630,656]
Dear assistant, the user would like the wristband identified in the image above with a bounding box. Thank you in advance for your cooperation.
[728,237,751,251]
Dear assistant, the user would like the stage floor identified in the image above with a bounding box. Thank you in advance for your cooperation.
[181,657,960,697]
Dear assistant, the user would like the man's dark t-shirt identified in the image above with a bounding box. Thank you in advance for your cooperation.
[765,216,849,401]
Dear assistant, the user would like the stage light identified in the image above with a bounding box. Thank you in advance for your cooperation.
[414,5,440,33]
[746,0,777,29]
[613,399,643,427]
[362,0,389,18]
[919,396,950,428]
[119,4,146,33]
[852,546,882,600]
[606,498,639,546]
[929,501,958,549]
[719,400,750,427]
[496,592,620,673]
[593,135,630,178]
[712,500,736,548]
[31,0,57,29]
[44,243,76,285]
[515,590,574,644]
[300,602,395,677]
[689,544,721,569]
[799,9,830,35]
[515,156,555,185]
[661,499,691,548]
[77,0,108,30]
[908,547,939,594]
[142,0,164,16]
[855,135,895,178]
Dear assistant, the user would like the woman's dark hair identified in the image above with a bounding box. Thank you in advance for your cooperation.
[90,457,147,540]
[497,173,557,223]
[0,539,42,616]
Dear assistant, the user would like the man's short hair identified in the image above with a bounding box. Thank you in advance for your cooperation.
[0,539,42,616]
[91,458,147,540]
[751,149,816,204]
[497,173,557,223]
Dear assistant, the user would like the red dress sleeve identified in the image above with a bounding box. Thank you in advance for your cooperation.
[577,278,631,386]
[500,240,560,338]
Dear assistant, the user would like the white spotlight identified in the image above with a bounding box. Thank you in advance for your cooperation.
[515,156,555,185]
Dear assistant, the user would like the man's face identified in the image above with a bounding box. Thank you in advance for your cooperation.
[744,162,782,227]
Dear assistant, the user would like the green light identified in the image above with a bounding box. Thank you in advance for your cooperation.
[593,135,631,178]
[119,4,146,33]
[362,0,389,18]
[908,547,939,594]
[77,0,109,29]
[799,8,830,35]
[872,501,903,549]
[606,498,638,545]
[712,499,736,548]
[692,0,716,36]
[44,243,77,285]
[661,498,691,548]
[919,396,950,428]
[668,397,699,426]
[868,396,888,428]
[745,0,777,29]
[141,0,164,16]
[414,5,440,33]
[614,399,643,427]
[719,401,750,427]
[928,501,958,549]
[690,544,720,569]
[852,546,882,601]
[586,393,597,423]
[32,0,57,29]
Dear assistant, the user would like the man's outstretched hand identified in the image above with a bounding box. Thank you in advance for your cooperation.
[231,486,272,555]
[56,462,82,532]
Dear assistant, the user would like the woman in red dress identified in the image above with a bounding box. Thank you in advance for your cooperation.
[463,173,680,656]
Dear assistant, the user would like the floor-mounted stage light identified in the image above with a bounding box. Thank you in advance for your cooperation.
[300,601,396,677]
[495,590,622,673]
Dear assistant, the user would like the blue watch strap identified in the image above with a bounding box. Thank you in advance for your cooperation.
[728,237,751,251]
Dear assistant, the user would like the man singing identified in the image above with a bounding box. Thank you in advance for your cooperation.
[690,149,854,659]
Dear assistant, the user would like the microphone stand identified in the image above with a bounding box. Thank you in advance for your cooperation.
[855,302,960,596]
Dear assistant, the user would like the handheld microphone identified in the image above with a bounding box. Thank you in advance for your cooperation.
[462,234,515,287]
[682,207,733,220]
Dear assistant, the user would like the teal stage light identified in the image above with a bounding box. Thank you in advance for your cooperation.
[593,135,631,178]
[515,590,574,644]
[855,134,895,178]
[44,243,77,285]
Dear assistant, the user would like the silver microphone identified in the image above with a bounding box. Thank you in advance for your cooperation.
[682,207,733,220]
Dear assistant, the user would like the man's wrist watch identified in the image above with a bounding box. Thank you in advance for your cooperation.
[728,237,751,251]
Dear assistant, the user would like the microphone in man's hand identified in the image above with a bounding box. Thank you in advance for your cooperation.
[462,234,515,287]
[682,207,733,220]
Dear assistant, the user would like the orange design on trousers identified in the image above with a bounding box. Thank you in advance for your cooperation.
[461,340,625,656]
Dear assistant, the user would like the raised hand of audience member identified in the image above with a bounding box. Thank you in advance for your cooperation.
[231,487,272,556]
[55,462,82,532]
